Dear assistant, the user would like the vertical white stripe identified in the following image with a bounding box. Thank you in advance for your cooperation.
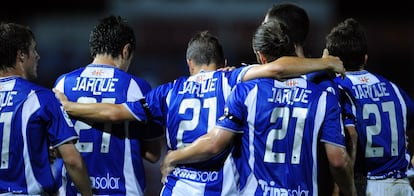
[391,83,407,130]
[313,92,327,195]
[241,85,258,193]
[344,90,357,121]
[124,78,144,195]
[127,79,144,101]
[221,155,239,196]
[221,73,238,195]
[390,83,410,164]
[54,77,65,92]
[22,91,42,193]
[165,90,172,149]
[124,139,143,195]
[221,73,232,101]
[236,65,256,83]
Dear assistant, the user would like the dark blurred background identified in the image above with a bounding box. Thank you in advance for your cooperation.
[2,0,413,195]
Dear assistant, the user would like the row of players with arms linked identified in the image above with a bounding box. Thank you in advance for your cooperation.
[1,2,414,196]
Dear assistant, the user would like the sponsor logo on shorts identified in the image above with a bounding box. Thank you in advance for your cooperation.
[90,173,121,190]
[172,168,219,182]
[258,179,309,196]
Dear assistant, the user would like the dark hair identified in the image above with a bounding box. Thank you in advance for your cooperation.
[252,20,296,63]
[265,3,309,46]
[0,22,35,70]
[89,15,136,59]
[325,18,367,71]
[186,30,225,67]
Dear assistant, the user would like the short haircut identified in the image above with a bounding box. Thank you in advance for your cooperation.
[265,3,309,46]
[325,18,368,71]
[0,22,35,70]
[186,30,225,67]
[252,20,296,63]
[89,15,136,59]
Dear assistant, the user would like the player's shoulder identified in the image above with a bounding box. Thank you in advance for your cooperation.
[224,66,247,76]
[55,66,86,79]
[17,79,55,98]
[236,77,268,89]
[306,78,329,90]
[31,85,54,97]
[174,75,191,83]
[18,78,48,91]
[63,66,86,75]
[372,72,392,84]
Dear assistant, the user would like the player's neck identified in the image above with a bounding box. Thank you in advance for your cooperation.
[192,64,217,75]
[92,54,118,67]
[0,66,23,78]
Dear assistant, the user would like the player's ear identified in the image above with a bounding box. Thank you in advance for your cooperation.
[17,50,25,63]
[256,51,267,64]
[187,59,195,74]
[122,43,131,58]
[361,54,368,69]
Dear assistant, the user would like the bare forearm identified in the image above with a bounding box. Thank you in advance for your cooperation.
[59,144,92,196]
[243,56,343,81]
[168,135,220,165]
[64,102,133,122]
[165,128,234,165]
[161,134,220,182]
[346,126,358,166]
[65,159,93,196]
[325,143,357,196]
[272,56,341,77]
[141,139,163,163]
[160,128,235,183]
[329,152,357,196]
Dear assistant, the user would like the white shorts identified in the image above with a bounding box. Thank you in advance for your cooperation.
[367,178,414,196]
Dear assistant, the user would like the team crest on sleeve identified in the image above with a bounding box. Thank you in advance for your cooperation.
[218,107,229,121]
[60,106,74,127]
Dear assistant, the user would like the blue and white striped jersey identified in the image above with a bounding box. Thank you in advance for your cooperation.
[216,77,346,195]
[54,64,161,195]
[125,67,250,196]
[0,76,78,194]
[305,70,344,195]
[305,71,340,96]
[334,70,414,179]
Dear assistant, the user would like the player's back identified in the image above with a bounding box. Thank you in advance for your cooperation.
[227,77,344,195]
[148,69,245,196]
[54,64,152,195]
[164,71,231,151]
[335,70,414,179]
[306,70,340,96]
[0,76,77,194]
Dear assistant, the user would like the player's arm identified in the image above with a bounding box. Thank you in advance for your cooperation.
[53,88,135,122]
[325,143,357,196]
[242,49,344,81]
[160,127,236,182]
[141,121,165,163]
[141,138,163,163]
[139,102,165,163]
[57,141,93,196]
[344,125,358,167]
